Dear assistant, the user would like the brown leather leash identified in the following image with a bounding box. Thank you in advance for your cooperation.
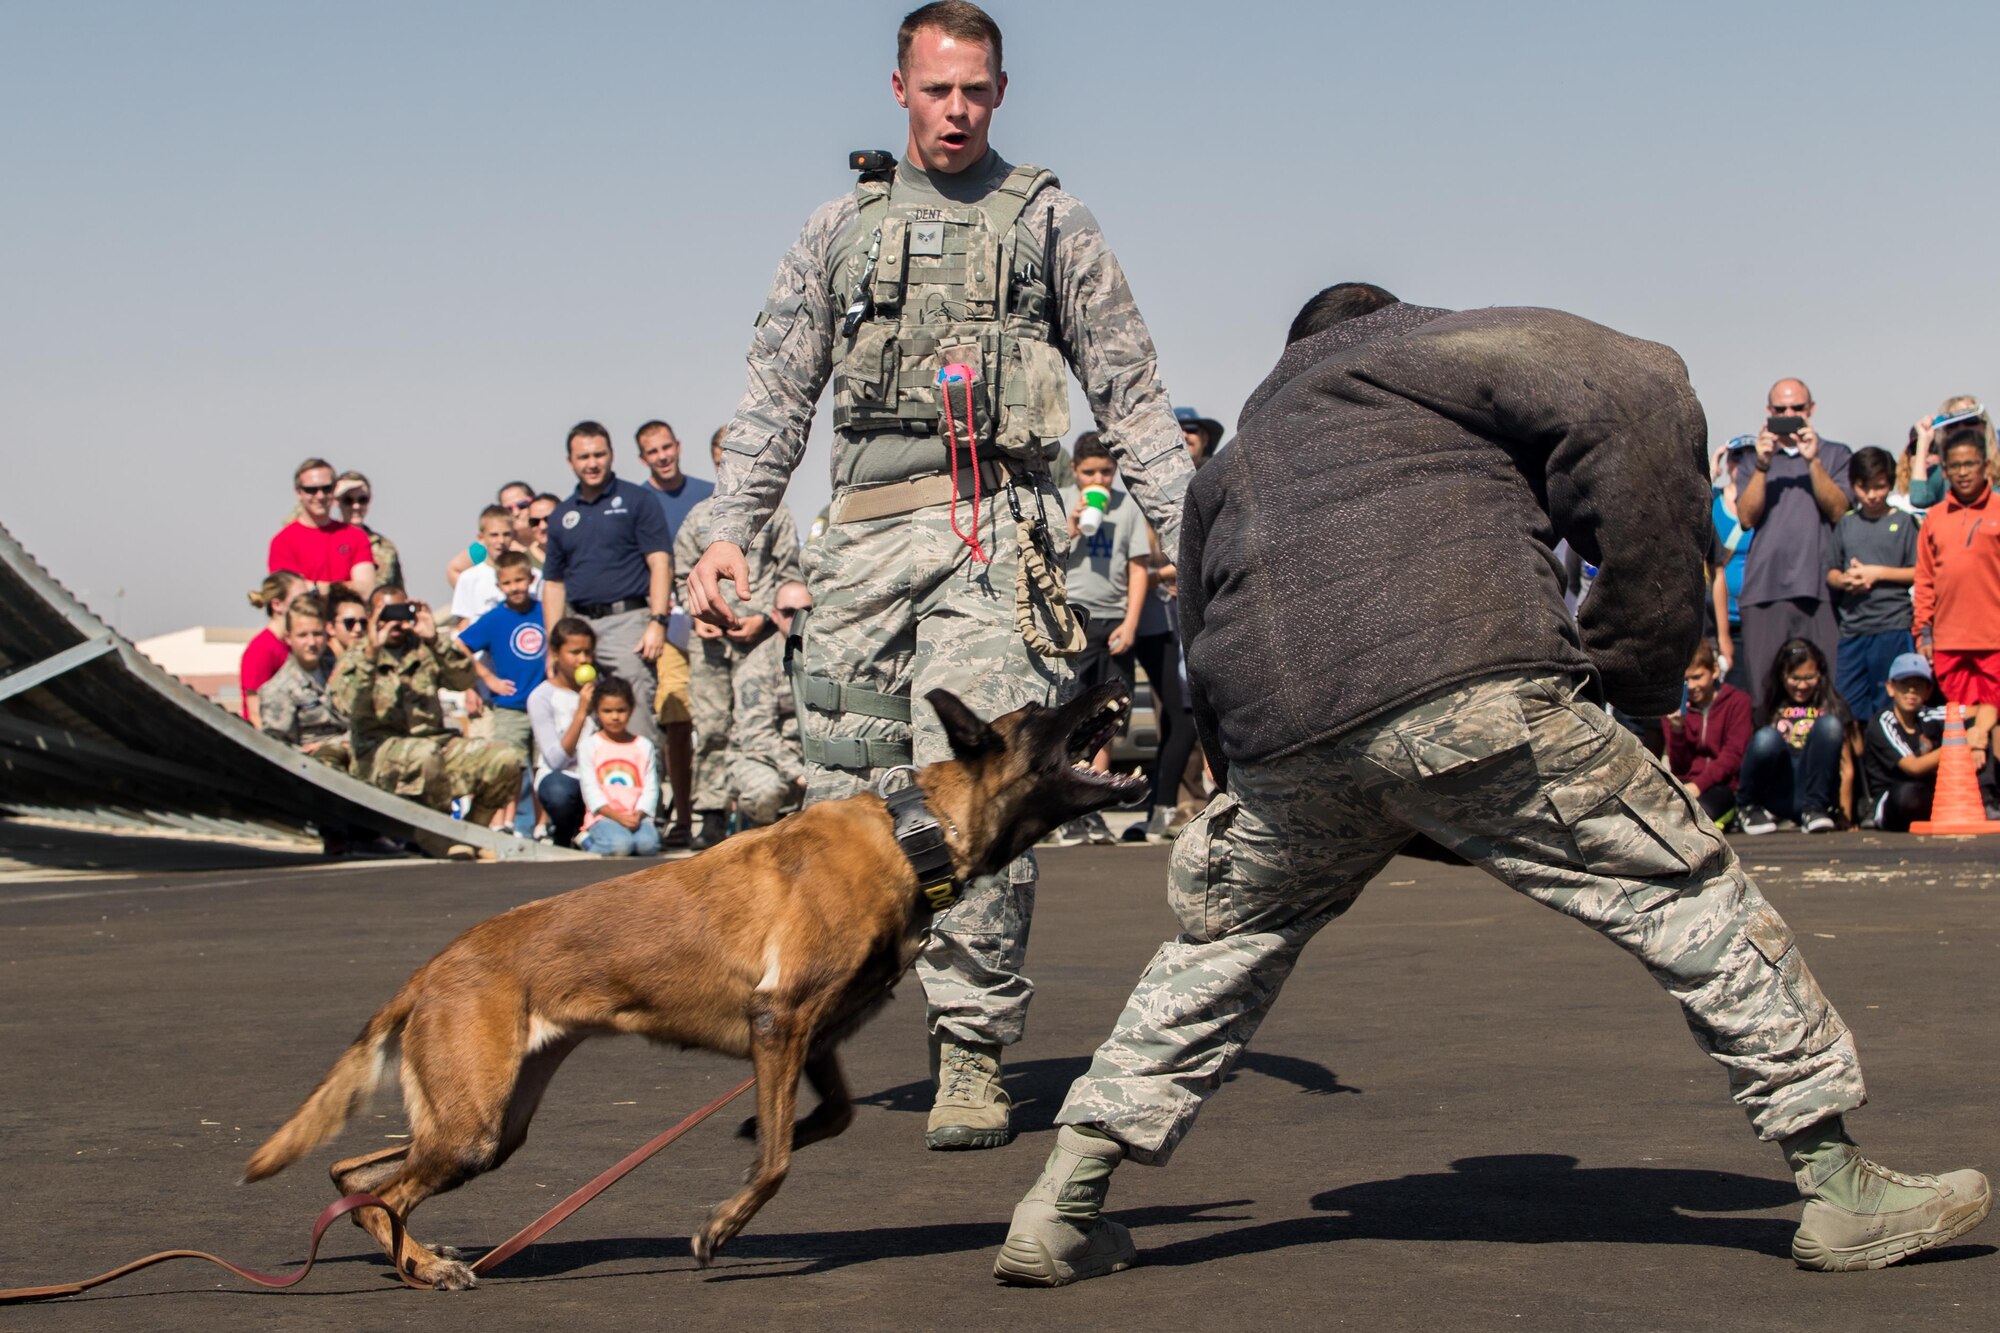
[0,1074,756,1303]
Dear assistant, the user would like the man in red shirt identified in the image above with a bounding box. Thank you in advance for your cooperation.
[268,457,378,595]
[1914,425,2000,775]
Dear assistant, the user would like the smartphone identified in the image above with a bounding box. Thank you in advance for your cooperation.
[378,601,418,624]
[1767,414,1807,436]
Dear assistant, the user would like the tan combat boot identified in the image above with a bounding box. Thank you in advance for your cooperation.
[925,1036,1013,1150]
[1787,1124,1992,1271]
[993,1126,1136,1286]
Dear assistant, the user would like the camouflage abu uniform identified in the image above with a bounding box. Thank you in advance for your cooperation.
[713,150,1193,1049]
[256,655,352,773]
[727,629,804,827]
[672,497,803,816]
[329,636,523,816]
[1057,671,1866,1162]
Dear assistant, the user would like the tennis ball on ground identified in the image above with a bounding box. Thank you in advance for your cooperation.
[574,664,597,685]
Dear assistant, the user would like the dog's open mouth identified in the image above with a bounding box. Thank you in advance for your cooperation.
[1065,695,1149,794]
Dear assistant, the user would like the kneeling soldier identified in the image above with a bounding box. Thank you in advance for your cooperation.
[332,587,524,854]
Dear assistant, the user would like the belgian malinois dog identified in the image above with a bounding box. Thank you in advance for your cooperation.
[242,684,1142,1289]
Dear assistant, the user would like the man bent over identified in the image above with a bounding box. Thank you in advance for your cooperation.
[994,284,1990,1285]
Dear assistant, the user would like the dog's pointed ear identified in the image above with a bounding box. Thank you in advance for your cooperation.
[927,689,1000,760]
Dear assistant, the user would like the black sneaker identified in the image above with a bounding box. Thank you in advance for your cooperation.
[1738,804,1779,836]
[690,813,729,851]
[1119,822,1150,844]
[1800,808,1838,834]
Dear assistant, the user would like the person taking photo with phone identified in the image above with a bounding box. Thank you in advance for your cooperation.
[330,587,525,854]
[1733,378,1854,717]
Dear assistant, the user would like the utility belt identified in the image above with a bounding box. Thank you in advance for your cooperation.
[570,595,649,619]
[785,604,917,771]
[828,457,1022,526]
[791,448,1083,775]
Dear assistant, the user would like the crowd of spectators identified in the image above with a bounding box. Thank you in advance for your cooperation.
[1663,380,2000,835]
[233,373,1996,857]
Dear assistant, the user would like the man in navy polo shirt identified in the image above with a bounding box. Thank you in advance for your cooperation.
[542,420,674,755]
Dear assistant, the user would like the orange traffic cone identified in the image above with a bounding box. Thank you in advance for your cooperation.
[1910,702,2000,834]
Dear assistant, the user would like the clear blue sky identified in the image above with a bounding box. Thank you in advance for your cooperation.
[3,0,1993,637]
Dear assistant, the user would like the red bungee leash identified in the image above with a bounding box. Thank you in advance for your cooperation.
[938,362,990,564]
[0,1074,756,1303]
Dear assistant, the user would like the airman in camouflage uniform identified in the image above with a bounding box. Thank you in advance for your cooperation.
[687,10,1193,1148]
[727,613,805,827]
[673,495,803,846]
[329,604,522,827]
[257,654,352,773]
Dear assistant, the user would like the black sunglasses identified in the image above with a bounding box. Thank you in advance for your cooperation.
[342,492,371,505]
[529,515,550,527]
[298,483,335,496]
[337,616,367,629]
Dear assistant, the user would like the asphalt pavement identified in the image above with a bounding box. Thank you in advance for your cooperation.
[2,827,1996,1331]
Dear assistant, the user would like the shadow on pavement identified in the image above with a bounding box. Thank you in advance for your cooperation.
[1145,1154,1996,1268]
[856,1051,1356,1133]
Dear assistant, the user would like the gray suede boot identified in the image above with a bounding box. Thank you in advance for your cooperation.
[993,1126,1137,1287]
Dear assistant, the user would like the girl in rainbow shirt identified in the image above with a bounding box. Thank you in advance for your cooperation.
[576,676,662,856]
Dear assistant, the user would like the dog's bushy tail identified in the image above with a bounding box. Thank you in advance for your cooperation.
[241,990,412,1183]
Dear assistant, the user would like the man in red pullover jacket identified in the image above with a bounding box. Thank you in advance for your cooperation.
[1914,426,2000,777]
[1664,641,1754,827]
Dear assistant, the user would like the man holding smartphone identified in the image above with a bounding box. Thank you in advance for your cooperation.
[330,587,525,850]
[1733,378,1854,717]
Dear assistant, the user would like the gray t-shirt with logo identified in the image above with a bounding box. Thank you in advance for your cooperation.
[1061,485,1143,622]
[1827,506,1919,636]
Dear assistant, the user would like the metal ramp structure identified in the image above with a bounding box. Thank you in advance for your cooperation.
[0,519,575,860]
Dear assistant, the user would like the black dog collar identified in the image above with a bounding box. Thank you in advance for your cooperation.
[877,768,959,912]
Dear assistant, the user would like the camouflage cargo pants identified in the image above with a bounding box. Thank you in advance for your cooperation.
[801,477,1073,1048]
[689,635,750,812]
[1058,671,1865,1164]
[730,752,800,826]
[358,734,524,815]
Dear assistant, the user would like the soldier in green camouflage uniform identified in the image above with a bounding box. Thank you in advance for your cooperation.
[673,493,803,846]
[329,594,522,829]
[727,581,811,827]
[687,9,1193,1148]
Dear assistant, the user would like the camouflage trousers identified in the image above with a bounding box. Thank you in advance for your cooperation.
[306,738,352,774]
[356,734,524,816]
[689,635,751,812]
[801,478,1073,1048]
[1057,671,1866,1164]
[730,752,801,827]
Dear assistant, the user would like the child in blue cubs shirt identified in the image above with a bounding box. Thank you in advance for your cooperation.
[456,550,545,772]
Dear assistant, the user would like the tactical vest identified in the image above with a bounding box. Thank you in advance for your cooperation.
[830,162,1070,461]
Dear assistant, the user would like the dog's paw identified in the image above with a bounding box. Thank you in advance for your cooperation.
[426,1257,477,1291]
[691,1229,715,1269]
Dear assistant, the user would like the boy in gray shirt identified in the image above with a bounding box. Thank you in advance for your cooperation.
[1050,433,1150,845]
[1827,446,1919,720]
